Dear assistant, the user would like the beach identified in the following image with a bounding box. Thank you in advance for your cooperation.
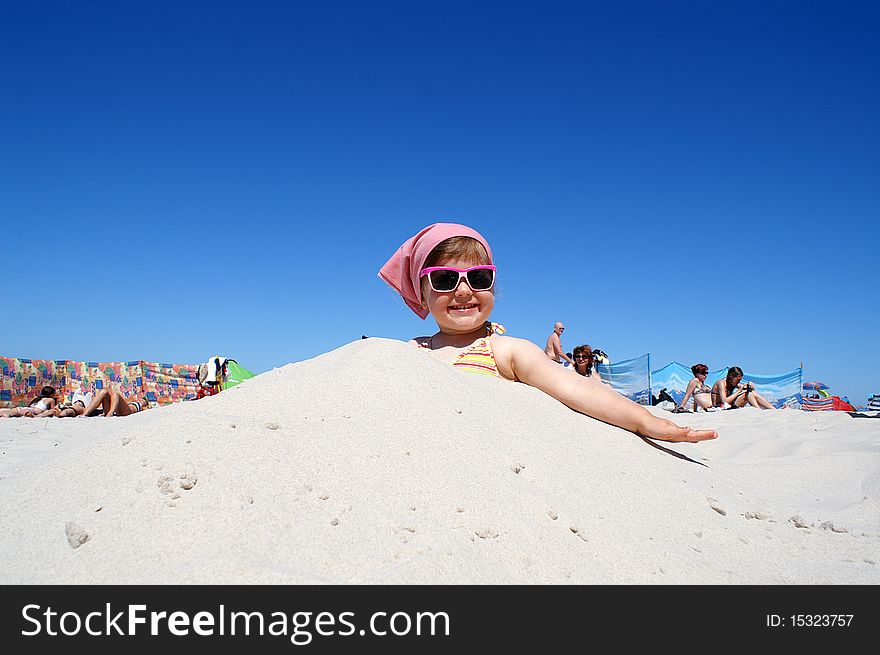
[1,338,877,584]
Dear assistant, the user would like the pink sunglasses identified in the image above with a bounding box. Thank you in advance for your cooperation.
[419,265,496,292]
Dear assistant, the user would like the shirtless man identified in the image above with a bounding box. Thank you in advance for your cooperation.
[544,322,573,366]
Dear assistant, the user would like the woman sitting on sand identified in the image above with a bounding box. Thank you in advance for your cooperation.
[379,223,717,443]
[678,364,717,413]
[77,388,149,417]
[0,386,58,418]
[570,345,602,381]
[711,366,776,410]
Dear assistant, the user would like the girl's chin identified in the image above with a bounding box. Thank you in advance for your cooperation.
[438,314,487,333]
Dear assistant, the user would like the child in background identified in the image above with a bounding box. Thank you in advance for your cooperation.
[379,223,717,443]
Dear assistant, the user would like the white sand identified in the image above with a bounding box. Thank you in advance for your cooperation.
[0,338,877,584]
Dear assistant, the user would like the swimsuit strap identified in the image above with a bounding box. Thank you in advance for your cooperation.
[487,321,506,335]
[424,321,503,349]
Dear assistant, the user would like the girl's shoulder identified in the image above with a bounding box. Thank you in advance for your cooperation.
[488,334,543,359]
[408,336,433,349]
[488,334,530,347]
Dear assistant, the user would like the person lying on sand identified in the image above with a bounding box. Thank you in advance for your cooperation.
[52,391,97,417]
[77,388,149,417]
[711,366,777,410]
[379,223,717,443]
[0,386,58,418]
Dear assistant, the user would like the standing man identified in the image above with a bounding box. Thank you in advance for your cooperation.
[544,322,573,366]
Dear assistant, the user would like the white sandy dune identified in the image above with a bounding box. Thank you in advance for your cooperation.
[0,338,878,584]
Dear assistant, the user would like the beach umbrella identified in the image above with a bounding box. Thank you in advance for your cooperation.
[802,381,829,391]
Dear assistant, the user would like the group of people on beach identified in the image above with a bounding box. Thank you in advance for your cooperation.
[677,364,779,412]
[543,321,605,381]
[539,310,775,414]
[379,222,717,444]
[0,386,149,419]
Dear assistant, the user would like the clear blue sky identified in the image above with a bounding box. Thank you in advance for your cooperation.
[2,1,878,405]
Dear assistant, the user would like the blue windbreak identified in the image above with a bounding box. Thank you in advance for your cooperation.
[651,362,803,409]
[596,353,652,405]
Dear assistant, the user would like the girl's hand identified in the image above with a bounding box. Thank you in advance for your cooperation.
[637,414,718,443]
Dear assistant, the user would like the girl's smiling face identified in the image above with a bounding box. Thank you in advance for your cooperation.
[423,257,495,335]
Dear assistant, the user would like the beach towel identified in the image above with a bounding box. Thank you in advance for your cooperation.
[802,397,834,411]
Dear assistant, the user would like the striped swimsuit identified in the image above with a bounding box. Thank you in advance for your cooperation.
[451,338,499,377]
[417,323,503,378]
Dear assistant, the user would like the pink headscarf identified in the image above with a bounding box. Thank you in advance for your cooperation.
[378,223,493,319]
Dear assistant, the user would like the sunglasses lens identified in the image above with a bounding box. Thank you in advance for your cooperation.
[429,269,461,291]
[466,268,494,290]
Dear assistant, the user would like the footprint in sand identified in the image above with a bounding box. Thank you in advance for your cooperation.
[65,522,90,549]
[569,525,588,543]
[157,471,198,500]
[789,515,811,529]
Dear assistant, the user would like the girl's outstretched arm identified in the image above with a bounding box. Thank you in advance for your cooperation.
[493,337,717,443]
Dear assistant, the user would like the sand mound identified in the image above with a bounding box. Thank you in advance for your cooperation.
[0,338,877,583]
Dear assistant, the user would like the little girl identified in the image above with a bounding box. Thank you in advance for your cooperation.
[379,223,717,443]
